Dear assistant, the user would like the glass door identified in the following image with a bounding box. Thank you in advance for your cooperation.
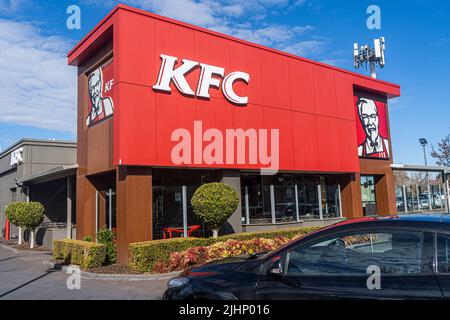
[361,175,377,216]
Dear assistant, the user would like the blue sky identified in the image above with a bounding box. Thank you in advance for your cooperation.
[0,0,449,165]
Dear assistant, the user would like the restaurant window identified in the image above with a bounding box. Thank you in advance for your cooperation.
[152,170,221,239]
[241,174,341,225]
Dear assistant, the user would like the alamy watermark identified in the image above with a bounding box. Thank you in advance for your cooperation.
[366,265,381,290]
[66,265,81,290]
[66,5,81,30]
[171,121,280,175]
[366,5,381,30]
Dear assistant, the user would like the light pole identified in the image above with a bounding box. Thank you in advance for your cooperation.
[419,138,428,166]
[419,138,432,210]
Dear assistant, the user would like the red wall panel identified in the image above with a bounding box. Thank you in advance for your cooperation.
[68,6,400,174]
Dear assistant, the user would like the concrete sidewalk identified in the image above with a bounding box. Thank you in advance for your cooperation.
[0,243,168,300]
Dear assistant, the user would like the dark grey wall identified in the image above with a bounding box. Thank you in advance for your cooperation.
[0,139,76,239]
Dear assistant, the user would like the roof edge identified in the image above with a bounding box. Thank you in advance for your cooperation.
[67,3,400,93]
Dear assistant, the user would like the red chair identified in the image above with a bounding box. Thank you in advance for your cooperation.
[163,225,201,239]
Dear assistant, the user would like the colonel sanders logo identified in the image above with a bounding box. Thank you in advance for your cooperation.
[356,97,390,159]
[86,66,114,127]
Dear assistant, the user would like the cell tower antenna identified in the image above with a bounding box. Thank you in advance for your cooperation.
[353,37,385,78]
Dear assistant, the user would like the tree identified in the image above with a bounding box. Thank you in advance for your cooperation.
[191,182,239,238]
[14,202,45,248]
[5,202,23,245]
[431,134,450,166]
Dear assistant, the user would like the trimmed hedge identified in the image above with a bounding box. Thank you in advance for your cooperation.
[53,239,107,269]
[129,226,320,273]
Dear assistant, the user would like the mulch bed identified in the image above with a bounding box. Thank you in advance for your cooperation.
[87,264,141,274]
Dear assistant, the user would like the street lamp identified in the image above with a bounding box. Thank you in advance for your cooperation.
[419,138,432,210]
[419,138,428,166]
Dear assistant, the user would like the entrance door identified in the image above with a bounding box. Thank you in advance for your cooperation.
[361,176,377,216]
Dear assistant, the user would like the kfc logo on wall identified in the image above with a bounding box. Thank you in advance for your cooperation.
[153,54,250,105]
[86,60,114,127]
[355,96,390,159]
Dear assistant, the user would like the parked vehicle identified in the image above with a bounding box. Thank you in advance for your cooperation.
[164,214,450,300]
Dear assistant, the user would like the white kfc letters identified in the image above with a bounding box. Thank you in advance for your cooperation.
[153,54,249,105]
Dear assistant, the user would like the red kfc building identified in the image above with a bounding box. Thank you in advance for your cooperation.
[68,4,400,263]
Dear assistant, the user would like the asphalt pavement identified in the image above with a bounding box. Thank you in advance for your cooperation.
[0,244,168,300]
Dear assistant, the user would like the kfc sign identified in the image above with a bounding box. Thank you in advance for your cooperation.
[86,59,114,127]
[153,54,250,105]
[10,147,23,166]
[355,96,390,159]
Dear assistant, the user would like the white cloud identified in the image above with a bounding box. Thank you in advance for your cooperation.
[0,19,77,133]
[284,40,325,57]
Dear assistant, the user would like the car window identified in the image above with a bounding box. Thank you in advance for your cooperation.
[437,233,450,273]
[287,230,424,275]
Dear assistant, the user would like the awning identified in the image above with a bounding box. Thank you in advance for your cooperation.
[19,164,78,185]
[391,163,450,173]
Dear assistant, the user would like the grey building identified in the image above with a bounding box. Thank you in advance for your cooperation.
[0,139,77,247]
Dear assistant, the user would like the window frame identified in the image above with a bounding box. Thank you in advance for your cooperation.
[283,226,434,277]
[434,230,450,275]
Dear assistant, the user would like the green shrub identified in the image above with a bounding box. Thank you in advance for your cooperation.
[191,182,239,237]
[129,226,320,273]
[5,202,20,226]
[53,239,106,269]
[82,235,92,242]
[96,228,117,265]
[13,202,45,230]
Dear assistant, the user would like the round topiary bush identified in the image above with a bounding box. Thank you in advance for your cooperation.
[5,202,20,227]
[191,182,239,238]
[16,202,45,231]
[13,202,45,248]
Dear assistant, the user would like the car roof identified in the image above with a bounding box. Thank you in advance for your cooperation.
[333,213,450,228]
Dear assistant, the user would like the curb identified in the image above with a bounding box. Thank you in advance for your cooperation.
[59,264,181,281]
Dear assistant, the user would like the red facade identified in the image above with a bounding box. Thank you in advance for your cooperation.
[68,4,400,174]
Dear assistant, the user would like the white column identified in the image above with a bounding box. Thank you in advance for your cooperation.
[338,184,343,218]
[402,185,408,213]
[182,186,188,237]
[294,185,300,222]
[66,177,72,239]
[317,184,323,220]
[416,185,420,211]
[244,186,250,225]
[447,174,450,212]
[270,185,275,224]
[427,184,432,210]
[108,188,113,230]
[95,190,99,239]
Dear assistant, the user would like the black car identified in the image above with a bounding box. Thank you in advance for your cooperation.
[164,213,450,300]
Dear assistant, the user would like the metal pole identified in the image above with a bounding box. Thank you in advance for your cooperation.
[244,186,250,225]
[294,185,300,222]
[402,185,408,213]
[317,184,323,220]
[370,61,376,78]
[182,186,188,237]
[66,177,72,239]
[428,184,432,211]
[270,185,276,224]
[338,184,343,218]
[95,190,99,239]
[446,174,450,212]
[439,184,443,210]
[416,184,420,211]
[108,188,112,230]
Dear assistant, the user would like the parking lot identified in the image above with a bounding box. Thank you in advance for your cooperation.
[0,245,168,300]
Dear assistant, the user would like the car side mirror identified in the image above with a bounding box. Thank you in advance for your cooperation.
[268,255,283,277]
